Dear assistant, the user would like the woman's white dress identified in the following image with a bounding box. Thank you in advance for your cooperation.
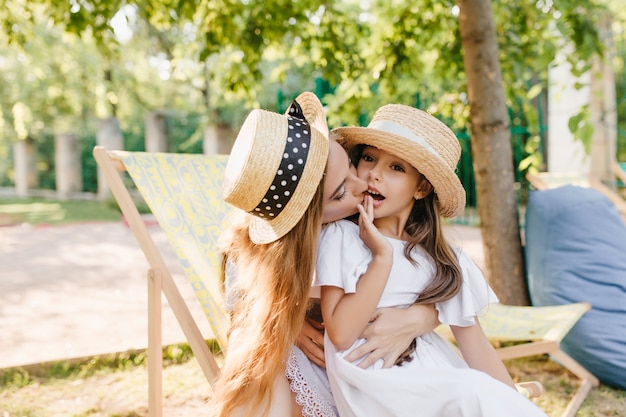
[309,219,547,417]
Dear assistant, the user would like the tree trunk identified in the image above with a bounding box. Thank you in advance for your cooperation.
[457,0,529,305]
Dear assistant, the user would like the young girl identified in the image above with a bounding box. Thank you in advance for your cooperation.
[316,104,549,417]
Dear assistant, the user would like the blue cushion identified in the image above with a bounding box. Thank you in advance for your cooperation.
[525,185,626,389]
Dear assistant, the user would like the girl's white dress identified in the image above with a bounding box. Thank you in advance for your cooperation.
[310,219,547,417]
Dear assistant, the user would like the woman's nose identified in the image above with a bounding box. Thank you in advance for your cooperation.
[354,174,367,195]
[349,169,368,195]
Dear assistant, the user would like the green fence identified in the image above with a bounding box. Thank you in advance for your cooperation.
[278,85,547,217]
[165,113,206,154]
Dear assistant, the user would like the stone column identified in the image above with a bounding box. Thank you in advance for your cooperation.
[204,123,234,155]
[547,49,590,174]
[55,133,83,200]
[589,15,617,184]
[203,125,219,155]
[145,110,167,153]
[96,117,124,200]
[13,140,38,197]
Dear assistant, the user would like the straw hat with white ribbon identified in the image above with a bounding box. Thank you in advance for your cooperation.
[333,104,465,218]
[222,92,329,244]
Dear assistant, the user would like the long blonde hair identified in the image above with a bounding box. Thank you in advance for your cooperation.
[211,178,325,417]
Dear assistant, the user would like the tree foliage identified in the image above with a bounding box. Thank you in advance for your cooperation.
[1,0,606,130]
[0,0,607,179]
[0,6,607,182]
[0,0,609,295]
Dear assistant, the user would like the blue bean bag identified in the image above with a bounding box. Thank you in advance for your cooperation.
[525,185,626,389]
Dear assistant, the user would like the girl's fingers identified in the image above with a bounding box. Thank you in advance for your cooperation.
[357,206,373,233]
[363,195,374,221]
[359,194,374,223]
[357,203,367,223]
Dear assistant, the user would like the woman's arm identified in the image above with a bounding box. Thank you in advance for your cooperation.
[343,303,440,368]
[295,317,326,368]
[451,321,516,390]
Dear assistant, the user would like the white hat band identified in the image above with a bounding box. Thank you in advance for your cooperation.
[368,120,444,163]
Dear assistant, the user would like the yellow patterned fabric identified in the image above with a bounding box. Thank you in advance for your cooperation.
[116,151,232,351]
[479,302,589,342]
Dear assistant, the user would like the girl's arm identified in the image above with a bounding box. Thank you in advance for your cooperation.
[451,322,517,390]
[343,304,440,368]
[321,196,393,351]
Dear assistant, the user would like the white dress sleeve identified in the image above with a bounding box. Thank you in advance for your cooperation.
[315,220,371,294]
[435,248,499,327]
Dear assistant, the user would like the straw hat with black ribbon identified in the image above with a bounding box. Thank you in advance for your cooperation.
[222,92,329,244]
[332,104,465,218]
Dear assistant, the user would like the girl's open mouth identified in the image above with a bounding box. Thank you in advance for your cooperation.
[367,190,385,201]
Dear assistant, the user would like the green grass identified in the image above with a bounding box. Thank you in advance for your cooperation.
[0,198,124,226]
[1,347,624,417]
[0,343,201,390]
[0,343,220,417]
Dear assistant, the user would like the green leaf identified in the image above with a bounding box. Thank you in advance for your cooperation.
[526,84,543,101]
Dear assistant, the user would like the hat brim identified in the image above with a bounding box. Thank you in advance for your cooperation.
[248,127,329,244]
[287,92,329,139]
[332,126,465,218]
[246,92,330,244]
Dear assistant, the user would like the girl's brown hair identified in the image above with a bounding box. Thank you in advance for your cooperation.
[405,192,462,304]
[211,177,325,417]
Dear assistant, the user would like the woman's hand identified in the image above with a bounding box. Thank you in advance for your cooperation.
[343,303,440,368]
[295,317,326,368]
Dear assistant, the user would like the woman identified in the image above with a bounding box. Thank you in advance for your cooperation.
[213,93,438,417]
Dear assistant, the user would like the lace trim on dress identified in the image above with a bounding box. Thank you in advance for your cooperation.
[285,348,337,417]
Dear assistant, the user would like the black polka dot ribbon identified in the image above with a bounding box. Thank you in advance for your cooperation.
[250,100,311,219]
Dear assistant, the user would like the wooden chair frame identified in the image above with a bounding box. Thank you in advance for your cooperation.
[95,147,572,415]
[437,301,598,417]
[94,146,226,417]
[480,303,599,417]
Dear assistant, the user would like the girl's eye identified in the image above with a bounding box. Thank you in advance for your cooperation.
[361,154,374,163]
[392,164,405,172]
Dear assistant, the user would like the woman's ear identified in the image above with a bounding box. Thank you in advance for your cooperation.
[414,178,434,200]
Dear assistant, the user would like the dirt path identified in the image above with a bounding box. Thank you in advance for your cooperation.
[0,221,212,369]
